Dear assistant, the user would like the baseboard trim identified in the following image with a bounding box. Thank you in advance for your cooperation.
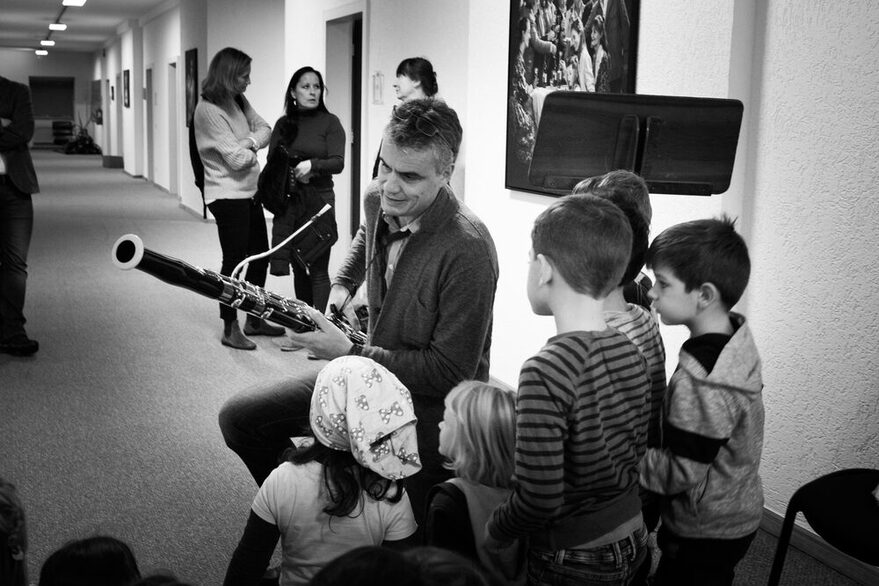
[102,155,123,168]
[761,508,879,585]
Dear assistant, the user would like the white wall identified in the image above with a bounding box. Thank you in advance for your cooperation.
[746,0,879,510]
[366,0,470,199]
[142,6,182,190]
[178,0,208,215]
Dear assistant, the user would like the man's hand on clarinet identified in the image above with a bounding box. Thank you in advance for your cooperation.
[287,306,354,361]
[326,284,362,332]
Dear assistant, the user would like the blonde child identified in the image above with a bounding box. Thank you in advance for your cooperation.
[224,356,420,586]
[425,381,525,583]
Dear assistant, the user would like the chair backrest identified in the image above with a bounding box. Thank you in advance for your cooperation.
[768,468,879,586]
[794,468,879,565]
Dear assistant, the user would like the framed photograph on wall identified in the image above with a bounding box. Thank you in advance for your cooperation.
[185,48,198,127]
[123,69,130,108]
[505,0,640,196]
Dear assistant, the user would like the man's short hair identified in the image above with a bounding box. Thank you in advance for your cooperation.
[577,186,649,286]
[646,216,750,309]
[384,98,462,173]
[531,194,632,298]
[573,170,652,224]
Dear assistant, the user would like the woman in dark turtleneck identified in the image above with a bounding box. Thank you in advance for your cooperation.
[268,66,345,318]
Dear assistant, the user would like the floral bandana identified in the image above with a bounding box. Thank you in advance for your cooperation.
[310,356,421,480]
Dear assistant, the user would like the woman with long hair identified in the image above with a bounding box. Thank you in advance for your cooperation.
[267,66,344,317]
[194,47,284,349]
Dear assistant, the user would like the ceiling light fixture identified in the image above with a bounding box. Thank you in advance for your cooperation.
[62,0,88,6]
[41,40,56,46]
[36,49,49,56]
[49,23,67,31]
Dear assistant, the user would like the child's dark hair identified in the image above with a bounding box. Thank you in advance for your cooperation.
[286,441,404,518]
[396,57,439,96]
[573,169,652,224]
[39,535,141,586]
[531,194,632,298]
[573,185,649,286]
[646,215,750,309]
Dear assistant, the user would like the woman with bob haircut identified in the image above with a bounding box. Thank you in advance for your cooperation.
[194,47,284,350]
[425,381,525,584]
[371,56,439,178]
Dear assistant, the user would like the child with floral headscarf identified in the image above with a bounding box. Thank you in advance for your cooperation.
[224,356,421,586]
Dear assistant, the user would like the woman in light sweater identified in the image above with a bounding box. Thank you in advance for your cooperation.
[194,47,284,349]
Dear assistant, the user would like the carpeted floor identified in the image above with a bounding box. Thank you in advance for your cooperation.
[1,152,866,585]
[2,152,312,584]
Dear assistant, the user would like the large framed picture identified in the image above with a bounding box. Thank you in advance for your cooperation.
[185,48,198,127]
[506,0,640,195]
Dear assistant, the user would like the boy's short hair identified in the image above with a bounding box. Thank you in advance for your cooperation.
[442,381,516,489]
[646,215,750,309]
[531,194,632,298]
[573,169,652,224]
[572,185,649,286]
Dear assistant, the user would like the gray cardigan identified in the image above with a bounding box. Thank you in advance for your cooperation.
[333,182,498,417]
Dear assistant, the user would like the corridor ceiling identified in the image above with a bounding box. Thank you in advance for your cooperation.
[0,0,170,53]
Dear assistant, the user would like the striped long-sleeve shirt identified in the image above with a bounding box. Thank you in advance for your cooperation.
[604,304,667,451]
[488,328,651,547]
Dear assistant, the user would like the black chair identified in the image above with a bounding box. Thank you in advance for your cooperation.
[767,468,879,585]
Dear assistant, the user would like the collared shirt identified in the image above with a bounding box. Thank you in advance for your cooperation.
[382,213,423,289]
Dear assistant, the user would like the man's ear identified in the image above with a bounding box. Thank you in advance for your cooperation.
[442,162,455,182]
[697,282,721,308]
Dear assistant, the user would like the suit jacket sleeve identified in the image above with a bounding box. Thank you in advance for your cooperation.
[0,83,35,151]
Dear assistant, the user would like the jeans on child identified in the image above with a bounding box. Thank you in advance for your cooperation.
[527,525,648,586]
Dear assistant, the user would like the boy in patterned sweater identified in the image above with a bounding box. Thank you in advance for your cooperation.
[485,195,652,585]
[640,217,764,586]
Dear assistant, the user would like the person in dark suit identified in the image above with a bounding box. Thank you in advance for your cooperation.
[0,76,40,356]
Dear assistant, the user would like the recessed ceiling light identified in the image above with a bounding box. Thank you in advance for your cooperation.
[41,40,56,46]
[49,23,67,31]
[36,49,49,56]
[62,0,87,7]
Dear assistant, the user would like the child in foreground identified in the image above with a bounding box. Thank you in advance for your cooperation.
[425,381,524,584]
[640,216,764,586]
[224,356,420,586]
[485,195,651,585]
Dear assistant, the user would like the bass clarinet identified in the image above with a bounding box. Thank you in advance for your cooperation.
[111,234,366,345]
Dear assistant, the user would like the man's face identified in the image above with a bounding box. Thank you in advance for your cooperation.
[648,265,699,326]
[377,140,450,224]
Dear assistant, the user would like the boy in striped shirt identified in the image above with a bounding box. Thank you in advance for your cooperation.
[486,195,651,585]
